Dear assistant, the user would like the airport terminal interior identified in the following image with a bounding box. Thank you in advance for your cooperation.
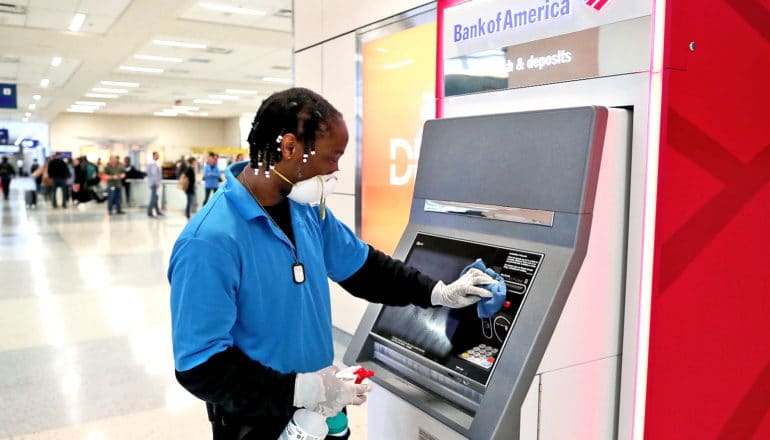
[2,0,769,439]
[0,198,366,439]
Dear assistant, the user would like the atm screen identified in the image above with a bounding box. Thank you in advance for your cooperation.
[371,233,543,385]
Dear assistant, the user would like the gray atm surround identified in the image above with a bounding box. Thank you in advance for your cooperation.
[345,106,611,438]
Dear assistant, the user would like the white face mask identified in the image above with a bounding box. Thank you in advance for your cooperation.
[273,169,339,219]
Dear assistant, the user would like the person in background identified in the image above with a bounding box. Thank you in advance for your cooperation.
[146,151,163,218]
[29,159,41,194]
[168,88,497,439]
[103,155,126,215]
[0,156,16,201]
[183,156,196,220]
[46,152,71,208]
[202,152,220,205]
[65,158,75,206]
[122,157,134,207]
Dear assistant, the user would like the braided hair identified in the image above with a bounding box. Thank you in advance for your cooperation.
[246,87,341,177]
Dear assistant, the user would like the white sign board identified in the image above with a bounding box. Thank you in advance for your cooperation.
[444,0,651,58]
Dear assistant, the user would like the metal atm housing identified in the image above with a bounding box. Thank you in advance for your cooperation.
[345,106,631,439]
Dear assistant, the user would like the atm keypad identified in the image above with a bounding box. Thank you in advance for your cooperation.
[459,344,499,369]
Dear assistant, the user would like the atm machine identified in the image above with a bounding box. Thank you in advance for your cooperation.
[345,106,631,439]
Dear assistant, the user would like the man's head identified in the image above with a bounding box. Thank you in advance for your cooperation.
[124,157,131,166]
[1,156,7,163]
[54,152,62,159]
[246,87,347,186]
[109,155,119,165]
[152,151,159,161]
[207,152,217,165]
[73,157,80,166]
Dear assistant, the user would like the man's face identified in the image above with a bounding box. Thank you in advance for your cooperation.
[153,152,159,161]
[284,115,348,182]
[208,156,216,165]
[109,156,118,165]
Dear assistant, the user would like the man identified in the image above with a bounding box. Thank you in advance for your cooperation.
[168,88,496,439]
[0,156,15,201]
[122,157,134,206]
[146,151,163,217]
[103,155,126,215]
[202,152,220,205]
[182,157,196,220]
[46,152,71,208]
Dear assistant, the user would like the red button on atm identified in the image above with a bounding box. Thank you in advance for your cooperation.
[503,301,511,309]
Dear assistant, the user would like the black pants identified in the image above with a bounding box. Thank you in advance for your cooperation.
[0,177,10,200]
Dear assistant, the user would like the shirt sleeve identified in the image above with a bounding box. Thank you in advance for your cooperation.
[320,207,369,282]
[169,236,297,418]
[339,245,437,307]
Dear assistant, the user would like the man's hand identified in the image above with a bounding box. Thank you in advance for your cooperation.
[430,268,495,308]
[294,365,371,417]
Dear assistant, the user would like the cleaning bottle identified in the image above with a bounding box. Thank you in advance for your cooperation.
[326,411,350,438]
[278,408,328,440]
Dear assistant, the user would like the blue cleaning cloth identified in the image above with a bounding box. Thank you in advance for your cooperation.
[461,258,507,318]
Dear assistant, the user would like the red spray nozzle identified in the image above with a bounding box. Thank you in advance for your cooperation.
[352,367,375,384]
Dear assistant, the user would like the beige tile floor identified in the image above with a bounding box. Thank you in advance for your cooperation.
[0,192,367,440]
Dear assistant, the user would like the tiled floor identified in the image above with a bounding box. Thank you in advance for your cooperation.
[0,192,366,439]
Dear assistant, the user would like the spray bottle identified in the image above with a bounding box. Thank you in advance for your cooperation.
[278,366,374,440]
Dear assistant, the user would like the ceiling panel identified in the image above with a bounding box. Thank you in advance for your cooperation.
[0,0,294,123]
[78,0,132,17]
[179,0,292,31]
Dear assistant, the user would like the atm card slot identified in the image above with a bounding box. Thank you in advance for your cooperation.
[504,280,526,294]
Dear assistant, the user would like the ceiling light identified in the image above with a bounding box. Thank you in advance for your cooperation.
[32,95,41,101]
[25,112,31,117]
[85,93,119,99]
[119,65,164,73]
[208,94,239,101]
[67,108,95,113]
[152,39,206,49]
[153,112,177,117]
[173,106,199,111]
[134,54,183,63]
[68,13,87,32]
[28,104,36,110]
[92,87,128,94]
[194,99,223,104]
[100,81,140,87]
[75,101,106,106]
[51,57,62,67]
[262,77,292,84]
[68,105,97,111]
[39,79,50,87]
[225,89,257,95]
[199,2,266,16]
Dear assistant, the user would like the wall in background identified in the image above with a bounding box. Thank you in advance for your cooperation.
[50,113,233,163]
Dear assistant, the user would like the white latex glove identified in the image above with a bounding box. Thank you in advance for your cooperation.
[293,365,372,417]
[431,268,495,308]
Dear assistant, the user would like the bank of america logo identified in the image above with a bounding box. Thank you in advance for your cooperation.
[585,0,611,11]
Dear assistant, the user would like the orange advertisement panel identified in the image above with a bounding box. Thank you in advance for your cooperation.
[361,22,436,254]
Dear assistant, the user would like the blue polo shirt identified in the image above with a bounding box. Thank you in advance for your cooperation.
[169,161,368,373]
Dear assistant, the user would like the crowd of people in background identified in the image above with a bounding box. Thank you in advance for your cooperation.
[0,151,235,221]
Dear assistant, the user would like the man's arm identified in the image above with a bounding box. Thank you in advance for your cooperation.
[176,346,297,417]
[339,245,436,307]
